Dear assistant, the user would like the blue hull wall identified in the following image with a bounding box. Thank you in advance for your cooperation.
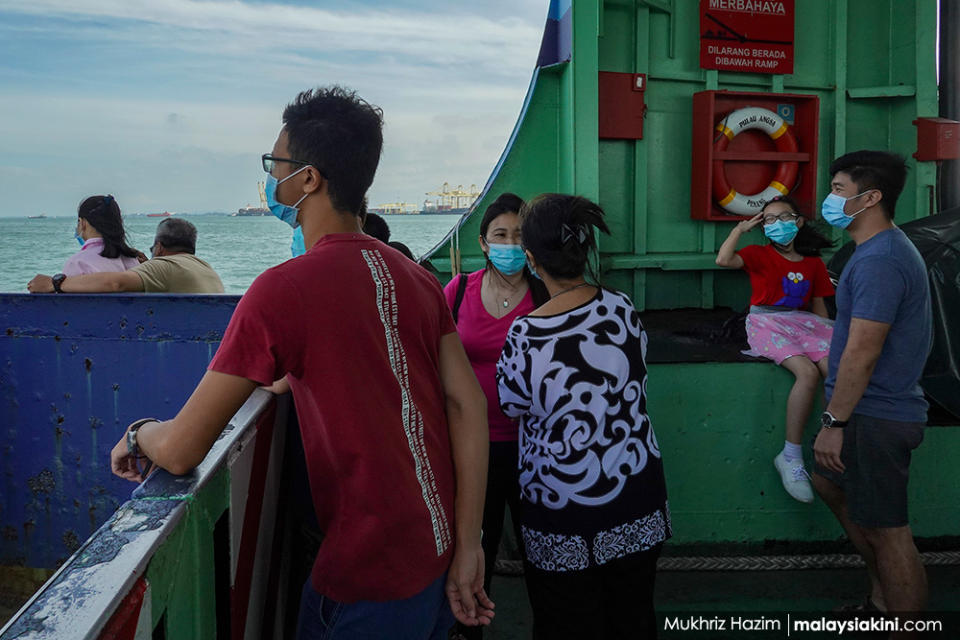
[0,293,240,568]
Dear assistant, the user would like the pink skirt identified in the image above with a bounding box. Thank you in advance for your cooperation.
[744,309,833,365]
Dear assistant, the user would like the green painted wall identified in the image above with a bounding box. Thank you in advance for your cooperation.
[421,0,956,546]
[649,363,960,543]
[435,68,564,276]
[425,0,939,313]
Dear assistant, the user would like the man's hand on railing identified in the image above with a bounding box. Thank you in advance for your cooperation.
[111,432,155,483]
[107,372,259,478]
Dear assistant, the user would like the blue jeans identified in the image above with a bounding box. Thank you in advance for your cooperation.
[295,572,455,640]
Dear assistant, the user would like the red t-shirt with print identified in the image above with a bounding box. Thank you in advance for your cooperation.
[209,233,456,603]
[737,244,834,309]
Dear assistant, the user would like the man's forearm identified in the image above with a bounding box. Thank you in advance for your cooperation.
[62,272,142,293]
[133,419,177,470]
[447,393,488,546]
[122,372,258,476]
[826,347,880,420]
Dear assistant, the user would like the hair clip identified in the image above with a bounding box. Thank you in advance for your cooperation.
[560,223,587,246]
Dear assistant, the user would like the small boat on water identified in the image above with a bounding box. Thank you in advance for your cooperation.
[27,214,46,219]
[146,211,174,218]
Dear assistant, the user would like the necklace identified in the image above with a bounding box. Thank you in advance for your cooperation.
[487,271,524,309]
[550,282,592,299]
[498,286,522,308]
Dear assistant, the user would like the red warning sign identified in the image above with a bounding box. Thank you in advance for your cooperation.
[700,0,795,75]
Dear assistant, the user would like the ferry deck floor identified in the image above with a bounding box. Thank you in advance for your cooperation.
[481,564,960,639]
[2,558,957,636]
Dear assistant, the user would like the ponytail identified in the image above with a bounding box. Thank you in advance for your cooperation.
[78,195,140,260]
[519,194,610,281]
[793,222,834,257]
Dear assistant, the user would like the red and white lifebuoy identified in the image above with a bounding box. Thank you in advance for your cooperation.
[712,106,799,216]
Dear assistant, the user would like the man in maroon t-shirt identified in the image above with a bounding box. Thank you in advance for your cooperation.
[110,86,493,638]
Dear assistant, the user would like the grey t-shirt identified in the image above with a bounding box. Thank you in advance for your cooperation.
[132,254,224,293]
[825,228,931,422]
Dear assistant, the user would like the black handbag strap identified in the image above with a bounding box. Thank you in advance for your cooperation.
[452,273,468,324]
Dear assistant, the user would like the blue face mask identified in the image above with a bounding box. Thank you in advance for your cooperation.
[763,220,799,246]
[527,256,542,280]
[486,243,527,276]
[821,190,872,229]
[265,167,310,228]
[75,232,84,246]
[291,227,305,258]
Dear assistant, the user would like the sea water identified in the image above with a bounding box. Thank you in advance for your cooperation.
[0,214,463,294]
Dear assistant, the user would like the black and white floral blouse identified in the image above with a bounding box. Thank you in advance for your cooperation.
[496,287,670,572]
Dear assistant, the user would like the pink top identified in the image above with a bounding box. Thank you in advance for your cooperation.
[62,238,140,276]
[443,269,535,442]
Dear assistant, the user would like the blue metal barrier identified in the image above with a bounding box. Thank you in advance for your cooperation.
[0,389,288,640]
[0,293,240,569]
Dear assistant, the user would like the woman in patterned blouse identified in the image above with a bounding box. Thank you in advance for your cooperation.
[496,193,671,639]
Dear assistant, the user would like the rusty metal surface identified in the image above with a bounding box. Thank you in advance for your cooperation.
[0,389,275,640]
[0,293,240,569]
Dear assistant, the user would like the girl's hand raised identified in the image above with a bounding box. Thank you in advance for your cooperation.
[735,212,764,234]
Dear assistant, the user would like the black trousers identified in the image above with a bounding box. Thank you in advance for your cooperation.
[455,440,525,640]
[525,544,662,640]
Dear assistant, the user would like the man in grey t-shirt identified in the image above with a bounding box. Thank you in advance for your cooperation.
[813,151,931,615]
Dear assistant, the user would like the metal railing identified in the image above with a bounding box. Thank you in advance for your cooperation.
[0,389,290,640]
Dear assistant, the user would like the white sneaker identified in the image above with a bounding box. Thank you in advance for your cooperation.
[774,452,814,503]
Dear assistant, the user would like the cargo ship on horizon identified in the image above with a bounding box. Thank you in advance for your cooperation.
[232,181,270,216]
[371,182,480,216]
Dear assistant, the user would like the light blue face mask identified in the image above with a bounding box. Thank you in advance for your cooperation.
[75,232,84,246]
[821,190,872,229]
[486,243,527,276]
[763,220,799,246]
[527,256,542,280]
[291,227,305,258]
[265,166,310,228]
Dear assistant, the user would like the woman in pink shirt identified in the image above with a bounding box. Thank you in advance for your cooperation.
[62,195,143,276]
[443,193,548,640]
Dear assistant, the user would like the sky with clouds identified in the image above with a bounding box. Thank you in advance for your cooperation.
[0,0,548,216]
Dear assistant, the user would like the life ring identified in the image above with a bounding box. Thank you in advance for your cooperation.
[712,106,799,216]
